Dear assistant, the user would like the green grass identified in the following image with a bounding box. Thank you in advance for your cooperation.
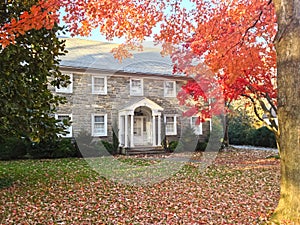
[0,158,98,189]
[0,151,280,224]
[0,157,194,188]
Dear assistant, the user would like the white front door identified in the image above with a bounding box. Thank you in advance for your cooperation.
[134,116,145,145]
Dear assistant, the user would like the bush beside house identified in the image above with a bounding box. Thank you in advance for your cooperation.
[0,131,120,160]
[228,119,277,148]
[0,137,79,160]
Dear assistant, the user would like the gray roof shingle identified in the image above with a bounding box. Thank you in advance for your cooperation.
[59,38,174,76]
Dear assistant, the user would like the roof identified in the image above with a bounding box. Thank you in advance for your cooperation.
[59,38,175,76]
[119,97,164,113]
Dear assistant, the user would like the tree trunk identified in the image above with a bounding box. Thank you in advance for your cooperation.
[272,0,300,222]
[222,113,229,148]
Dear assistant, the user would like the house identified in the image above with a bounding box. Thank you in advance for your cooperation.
[54,38,211,154]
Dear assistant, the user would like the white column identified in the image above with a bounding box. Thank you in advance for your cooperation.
[118,115,122,146]
[157,114,161,146]
[124,115,128,147]
[130,114,134,147]
[152,115,156,146]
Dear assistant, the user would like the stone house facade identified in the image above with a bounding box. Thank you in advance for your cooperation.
[54,38,211,152]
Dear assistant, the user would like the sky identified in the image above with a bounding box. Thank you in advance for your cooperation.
[59,0,196,43]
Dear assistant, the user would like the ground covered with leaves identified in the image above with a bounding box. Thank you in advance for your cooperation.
[0,148,280,224]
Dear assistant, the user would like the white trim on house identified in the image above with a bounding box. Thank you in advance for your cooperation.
[190,116,203,135]
[130,78,144,96]
[164,80,176,97]
[55,114,73,137]
[55,73,73,93]
[118,98,163,148]
[92,114,107,137]
[92,75,107,95]
[164,114,177,135]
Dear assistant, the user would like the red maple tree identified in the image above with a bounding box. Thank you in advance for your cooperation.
[169,0,278,139]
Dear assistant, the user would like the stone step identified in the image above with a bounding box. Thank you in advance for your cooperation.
[125,146,165,155]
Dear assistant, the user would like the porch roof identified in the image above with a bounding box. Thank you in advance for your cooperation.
[119,97,163,114]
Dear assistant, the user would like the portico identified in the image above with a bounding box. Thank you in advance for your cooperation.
[118,98,163,148]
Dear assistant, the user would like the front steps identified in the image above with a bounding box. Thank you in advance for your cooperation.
[123,146,165,155]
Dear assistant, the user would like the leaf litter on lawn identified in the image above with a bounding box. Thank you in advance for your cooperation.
[0,148,280,224]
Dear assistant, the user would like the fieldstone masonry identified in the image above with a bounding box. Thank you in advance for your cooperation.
[55,70,211,146]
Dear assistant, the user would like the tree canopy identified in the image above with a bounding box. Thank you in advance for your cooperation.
[0,0,69,141]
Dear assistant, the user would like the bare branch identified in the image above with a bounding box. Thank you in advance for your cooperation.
[241,94,264,122]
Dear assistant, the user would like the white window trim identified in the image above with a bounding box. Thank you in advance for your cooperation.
[92,76,107,95]
[55,73,73,93]
[190,116,203,135]
[130,78,144,96]
[164,81,176,97]
[92,114,107,137]
[164,115,177,135]
[55,114,73,137]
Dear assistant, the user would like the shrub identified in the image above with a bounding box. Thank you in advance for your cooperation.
[27,138,78,159]
[252,126,277,148]
[195,141,207,151]
[228,119,254,145]
[0,137,27,160]
[168,140,179,152]
[97,141,115,156]
[52,138,79,158]
[73,130,96,157]
[180,125,199,152]
[111,128,120,155]
[229,116,277,148]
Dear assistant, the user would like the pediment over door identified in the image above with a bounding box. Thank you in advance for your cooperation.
[119,97,164,115]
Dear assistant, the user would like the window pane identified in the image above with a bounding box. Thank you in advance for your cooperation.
[191,117,202,135]
[166,81,174,89]
[165,116,175,134]
[191,117,197,126]
[166,124,174,133]
[93,77,105,93]
[94,123,104,133]
[131,79,142,95]
[95,116,104,123]
[132,79,141,87]
[166,117,174,123]
[94,77,104,85]
[93,115,106,136]
[58,115,69,121]
[165,81,175,96]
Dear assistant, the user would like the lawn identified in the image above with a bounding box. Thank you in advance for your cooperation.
[0,148,280,224]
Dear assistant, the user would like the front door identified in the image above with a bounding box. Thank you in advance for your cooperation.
[134,116,144,145]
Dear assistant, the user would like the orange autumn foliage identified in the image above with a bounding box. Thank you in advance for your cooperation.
[0,0,60,48]
[0,0,277,124]
[171,0,278,125]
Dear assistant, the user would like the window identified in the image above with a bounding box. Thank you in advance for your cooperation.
[56,74,73,93]
[55,114,72,137]
[164,81,176,97]
[92,76,107,94]
[191,116,203,135]
[92,114,107,136]
[130,79,143,96]
[164,115,177,135]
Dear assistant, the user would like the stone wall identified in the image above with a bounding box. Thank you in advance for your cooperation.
[55,70,211,143]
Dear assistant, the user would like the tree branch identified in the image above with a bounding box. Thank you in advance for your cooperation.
[241,94,264,122]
